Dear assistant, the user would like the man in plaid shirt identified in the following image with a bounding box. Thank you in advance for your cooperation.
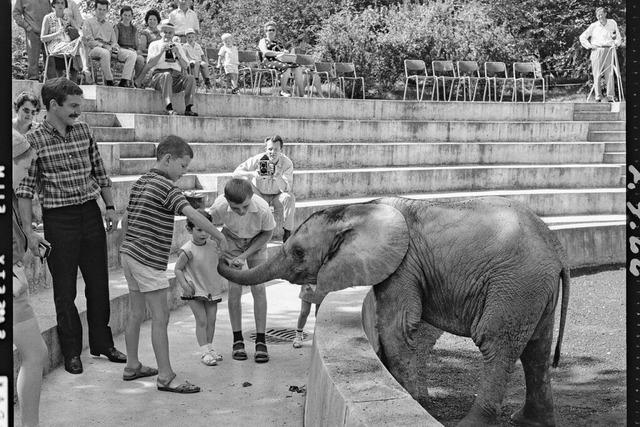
[16,77,126,375]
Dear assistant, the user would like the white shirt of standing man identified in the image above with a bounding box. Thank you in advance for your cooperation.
[579,7,622,50]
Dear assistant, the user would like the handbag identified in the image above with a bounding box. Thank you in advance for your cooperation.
[66,25,80,41]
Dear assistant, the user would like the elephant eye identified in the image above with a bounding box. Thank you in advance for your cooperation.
[292,247,305,259]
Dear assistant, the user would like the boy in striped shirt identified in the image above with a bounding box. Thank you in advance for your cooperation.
[120,135,227,393]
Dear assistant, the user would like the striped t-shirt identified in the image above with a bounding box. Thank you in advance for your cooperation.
[120,169,190,270]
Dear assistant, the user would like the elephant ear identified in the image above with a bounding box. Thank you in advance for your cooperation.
[317,203,409,292]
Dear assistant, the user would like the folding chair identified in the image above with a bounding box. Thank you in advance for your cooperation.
[235,50,260,94]
[295,54,323,97]
[43,43,73,82]
[205,47,222,92]
[455,61,481,101]
[313,62,338,98]
[512,61,546,102]
[403,59,435,101]
[253,51,281,96]
[334,62,365,99]
[483,62,511,102]
[432,60,458,101]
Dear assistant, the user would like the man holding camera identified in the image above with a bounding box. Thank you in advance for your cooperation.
[143,20,197,116]
[82,0,137,87]
[233,135,295,242]
[16,77,125,375]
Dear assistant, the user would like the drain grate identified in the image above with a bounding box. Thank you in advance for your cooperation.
[247,328,309,344]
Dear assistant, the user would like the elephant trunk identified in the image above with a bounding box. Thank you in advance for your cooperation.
[218,251,288,285]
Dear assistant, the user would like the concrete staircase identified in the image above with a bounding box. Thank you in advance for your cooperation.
[11,79,625,376]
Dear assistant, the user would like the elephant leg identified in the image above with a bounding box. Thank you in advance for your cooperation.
[511,316,557,426]
[460,315,531,426]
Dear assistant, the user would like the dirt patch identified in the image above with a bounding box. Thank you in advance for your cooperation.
[417,268,626,426]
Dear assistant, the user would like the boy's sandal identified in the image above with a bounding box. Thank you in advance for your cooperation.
[232,340,247,361]
[123,363,159,381]
[254,342,269,363]
[157,373,201,394]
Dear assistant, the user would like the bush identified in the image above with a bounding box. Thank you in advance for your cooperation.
[315,1,521,97]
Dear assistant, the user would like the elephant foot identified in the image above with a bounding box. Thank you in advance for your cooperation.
[456,405,499,427]
[511,406,556,427]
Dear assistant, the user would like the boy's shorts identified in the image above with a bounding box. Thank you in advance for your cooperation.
[299,284,325,305]
[121,253,170,293]
[222,228,268,264]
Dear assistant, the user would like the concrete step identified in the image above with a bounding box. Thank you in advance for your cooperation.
[587,121,625,131]
[80,112,120,127]
[16,216,624,378]
[573,103,615,112]
[108,164,624,211]
[126,115,591,143]
[119,142,157,158]
[91,85,590,121]
[93,126,135,142]
[115,142,608,175]
[605,142,625,152]
[11,80,98,112]
[574,112,625,122]
[588,131,626,142]
[604,152,625,163]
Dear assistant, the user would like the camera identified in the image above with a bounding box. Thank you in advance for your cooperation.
[259,154,270,175]
[168,43,175,50]
[38,241,51,258]
[165,44,176,61]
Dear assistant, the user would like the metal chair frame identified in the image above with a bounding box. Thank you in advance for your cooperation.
[483,62,511,102]
[512,61,546,102]
[295,54,323,97]
[253,50,281,96]
[43,43,73,82]
[455,61,481,101]
[334,62,365,99]
[432,60,458,101]
[313,62,338,98]
[402,59,435,101]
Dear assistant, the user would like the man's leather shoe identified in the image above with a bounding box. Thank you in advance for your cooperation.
[90,347,127,363]
[64,356,83,374]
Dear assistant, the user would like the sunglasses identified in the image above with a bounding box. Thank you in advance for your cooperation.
[20,107,39,115]
[266,28,275,32]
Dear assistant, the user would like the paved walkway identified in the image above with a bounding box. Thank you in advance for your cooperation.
[21,282,313,427]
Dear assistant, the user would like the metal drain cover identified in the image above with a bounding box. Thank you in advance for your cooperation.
[247,328,309,344]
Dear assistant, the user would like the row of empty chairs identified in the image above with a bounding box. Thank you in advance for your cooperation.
[204,49,365,98]
[404,60,545,102]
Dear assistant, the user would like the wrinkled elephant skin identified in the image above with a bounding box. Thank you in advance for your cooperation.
[217,196,569,427]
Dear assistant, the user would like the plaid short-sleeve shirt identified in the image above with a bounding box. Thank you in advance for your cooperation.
[15,120,112,209]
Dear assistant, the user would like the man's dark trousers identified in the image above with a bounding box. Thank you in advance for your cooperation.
[42,199,114,358]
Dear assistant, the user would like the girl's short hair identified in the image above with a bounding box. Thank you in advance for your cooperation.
[186,209,212,229]
[221,33,232,41]
[14,91,41,112]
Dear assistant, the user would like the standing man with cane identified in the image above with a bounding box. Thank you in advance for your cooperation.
[579,6,622,102]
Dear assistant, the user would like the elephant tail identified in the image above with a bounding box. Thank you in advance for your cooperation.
[552,266,570,368]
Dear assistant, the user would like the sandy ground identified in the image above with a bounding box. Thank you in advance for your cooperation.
[423,268,626,426]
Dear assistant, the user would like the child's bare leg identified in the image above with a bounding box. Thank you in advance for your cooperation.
[144,288,180,382]
[205,302,218,344]
[200,61,210,79]
[230,73,238,89]
[124,289,146,370]
[192,61,200,79]
[297,300,312,330]
[188,300,208,347]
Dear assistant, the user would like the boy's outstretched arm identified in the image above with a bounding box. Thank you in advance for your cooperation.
[182,205,228,251]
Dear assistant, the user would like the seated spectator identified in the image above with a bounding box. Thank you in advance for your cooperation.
[168,0,199,41]
[13,91,41,135]
[145,20,197,116]
[138,9,162,58]
[40,0,84,80]
[217,33,239,94]
[258,21,305,97]
[82,0,137,87]
[114,5,146,82]
[233,135,295,242]
[183,28,211,90]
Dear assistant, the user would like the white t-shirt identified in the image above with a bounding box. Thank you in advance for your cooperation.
[218,45,239,74]
[183,41,204,62]
[146,39,188,72]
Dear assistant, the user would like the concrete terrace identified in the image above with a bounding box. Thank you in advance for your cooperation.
[11,79,625,425]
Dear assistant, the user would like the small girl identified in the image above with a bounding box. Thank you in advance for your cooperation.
[217,33,239,94]
[175,209,226,366]
[292,284,325,348]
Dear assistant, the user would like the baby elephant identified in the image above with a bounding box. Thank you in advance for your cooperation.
[218,196,569,426]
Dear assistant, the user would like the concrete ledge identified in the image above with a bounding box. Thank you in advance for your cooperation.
[305,287,441,426]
